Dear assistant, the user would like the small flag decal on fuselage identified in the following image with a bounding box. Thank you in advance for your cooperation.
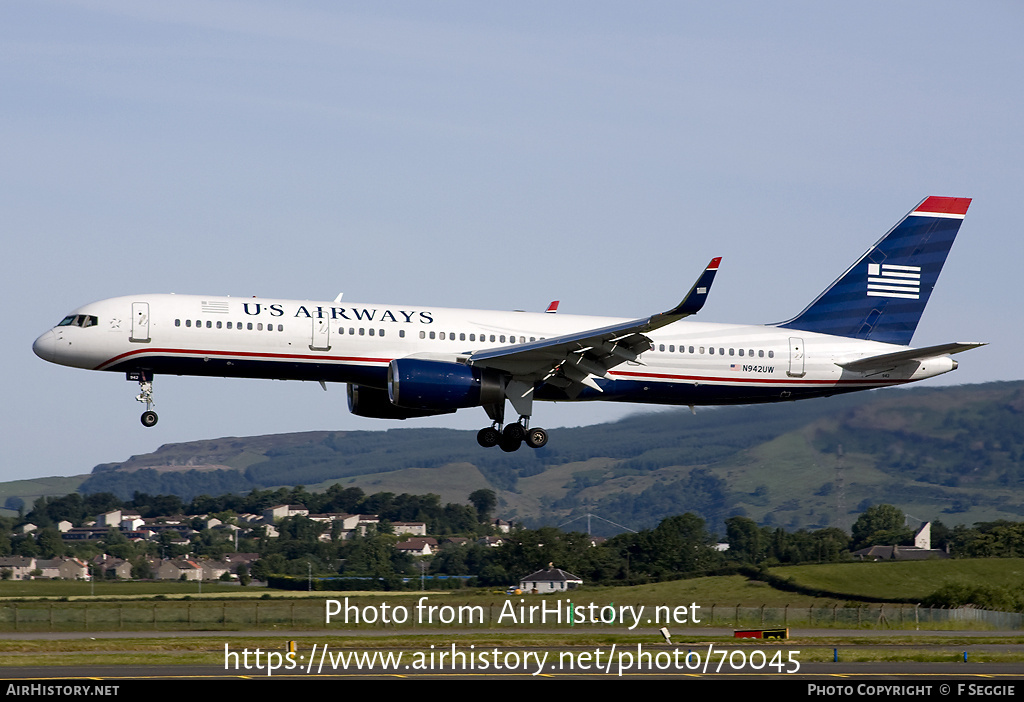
[867,263,920,299]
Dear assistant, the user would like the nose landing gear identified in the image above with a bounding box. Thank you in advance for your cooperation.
[129,371,158,427]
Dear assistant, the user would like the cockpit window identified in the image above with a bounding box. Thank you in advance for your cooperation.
[56,315,99,328]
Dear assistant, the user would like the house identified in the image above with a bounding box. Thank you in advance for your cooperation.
[57,557,90,580]
[395,538,439,556]
[96,510,121,528]
[157,558,203,581]
[202,560,231,581]
[263,505,309,524]
[34,558,63,579]
[519,566,583,593]
[92,555,133,579]
[852,523,949,561]
[393,522,427,536]
[0,557,36,580]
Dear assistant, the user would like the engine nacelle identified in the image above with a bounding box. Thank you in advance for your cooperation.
[388,359,505,410]
[347,383,455,419]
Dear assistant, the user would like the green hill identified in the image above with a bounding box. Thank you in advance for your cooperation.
[8,380,1023,532]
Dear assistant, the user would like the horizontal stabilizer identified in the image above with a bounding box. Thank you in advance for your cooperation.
[837,342,986,371]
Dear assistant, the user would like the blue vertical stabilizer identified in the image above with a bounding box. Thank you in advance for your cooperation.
[777,196,971,346]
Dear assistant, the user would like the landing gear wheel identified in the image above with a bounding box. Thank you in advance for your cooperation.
[499,436,522,452]
[141,410,158,428]
[502,423,526,443]
[477,426,500,448]
[525,427,548,449]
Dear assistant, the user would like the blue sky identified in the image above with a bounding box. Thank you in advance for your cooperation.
[4,1,1021,483]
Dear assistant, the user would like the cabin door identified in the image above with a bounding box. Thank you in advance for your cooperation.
[130,302,151,343]
[787,337,805,377]
[310,316,331,351]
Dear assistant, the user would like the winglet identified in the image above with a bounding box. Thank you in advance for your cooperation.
[545,300,559,313]
[665,257,722,316]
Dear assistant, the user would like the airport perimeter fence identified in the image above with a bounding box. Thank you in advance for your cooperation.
[0,600,1020,632]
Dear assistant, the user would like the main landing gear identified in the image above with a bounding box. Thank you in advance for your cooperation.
[476,401,548,452]
[131,371,158,427]
[476,421,548,452]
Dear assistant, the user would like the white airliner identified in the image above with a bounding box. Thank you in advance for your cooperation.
[33,196,984,452]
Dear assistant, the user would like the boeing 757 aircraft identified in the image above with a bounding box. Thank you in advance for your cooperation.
[33,196,984,452]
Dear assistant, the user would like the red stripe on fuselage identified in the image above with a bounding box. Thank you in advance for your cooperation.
[607,369,899,386]
[97,348,900,390]
[95,347,392,371]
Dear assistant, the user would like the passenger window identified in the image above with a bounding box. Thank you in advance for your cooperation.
[689,346,694,353]
[768,350,774,358]
[399,330,405,338]
[247,323,253,330]
[378,329,384,337]
[460,333,466,341]
[216,321,222,329]
[419,331,425,339]
[369,328,375,336]
[186,319,192,328]
[758,350,764,358]
[439,332,445,340]
[429,331,435,339]
[659,344,665,352]
[175,319,181,327]
[709,347,715,355]
[257,323,263,331]
[359,328,365,336]
[729,348,734,356]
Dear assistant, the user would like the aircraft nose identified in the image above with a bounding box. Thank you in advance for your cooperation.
[32,329,57,363]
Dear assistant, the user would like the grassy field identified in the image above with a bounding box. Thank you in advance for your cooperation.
[0,559,1019,636]
[768,558,1024,600]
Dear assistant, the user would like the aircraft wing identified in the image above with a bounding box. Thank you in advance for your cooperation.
[467,258,721,395]
[837,342,986,372]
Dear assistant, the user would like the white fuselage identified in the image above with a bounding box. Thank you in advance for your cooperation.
[32,293,955,411]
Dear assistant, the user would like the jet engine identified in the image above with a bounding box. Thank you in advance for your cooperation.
[388,359,505,411]
[347,383,455,419]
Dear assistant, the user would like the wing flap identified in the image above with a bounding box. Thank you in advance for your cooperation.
[468,258,721,389]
